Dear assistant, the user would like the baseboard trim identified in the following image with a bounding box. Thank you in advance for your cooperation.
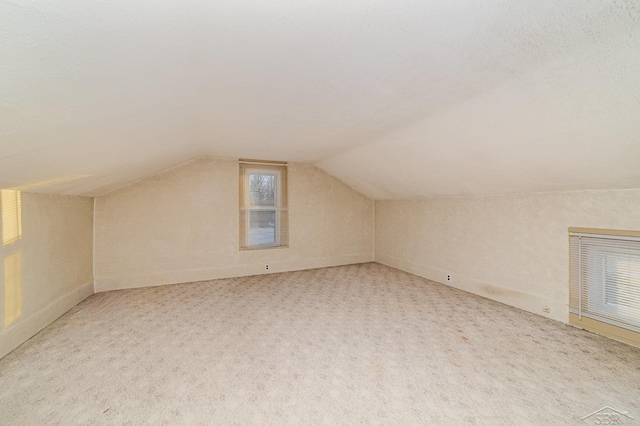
[0,280,94,359]
[569,313,640,348]
[375,253,567,323]
[95,254,374,292]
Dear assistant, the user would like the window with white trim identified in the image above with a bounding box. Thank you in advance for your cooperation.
[569,229,640,338]
[239,160,288,249]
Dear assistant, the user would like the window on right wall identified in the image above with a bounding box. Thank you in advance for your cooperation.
[569,228,640,346]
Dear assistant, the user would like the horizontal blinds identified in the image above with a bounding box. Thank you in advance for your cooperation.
[1,190,22,246]
[570,232,640,333]
[239,159,288,167]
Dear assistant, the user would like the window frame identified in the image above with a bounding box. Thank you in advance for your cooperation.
[239,160,288,250]
[587,247,640,324]
[569,227,640,347]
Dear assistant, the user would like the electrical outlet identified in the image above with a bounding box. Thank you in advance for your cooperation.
[543,306,550,313]
[265,264,269,270]
[447,274,452,282]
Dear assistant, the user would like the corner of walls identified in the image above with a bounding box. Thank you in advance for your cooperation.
[92,195,97,294]
[0,280,94,359]
[0,192,95,359]
[93,158,375,292]
[374,190,640,326]
[372,198,376,257]
[375,253,567,322]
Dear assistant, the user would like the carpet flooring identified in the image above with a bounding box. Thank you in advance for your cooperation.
[1,263,639,425]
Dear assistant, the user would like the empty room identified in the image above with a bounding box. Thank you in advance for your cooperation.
[1,0,640,425]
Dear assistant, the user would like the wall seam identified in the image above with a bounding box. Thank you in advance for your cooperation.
[372,199,376,261]
[92,196,96,292]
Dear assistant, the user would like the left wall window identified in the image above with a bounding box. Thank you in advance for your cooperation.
[239,160,288,249]
[1,190,22,246]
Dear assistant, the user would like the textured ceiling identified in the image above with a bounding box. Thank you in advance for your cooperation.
[1,0,639,198]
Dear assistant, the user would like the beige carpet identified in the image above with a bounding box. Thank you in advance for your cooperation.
[1,263,639,425]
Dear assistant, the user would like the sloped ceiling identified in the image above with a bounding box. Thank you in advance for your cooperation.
[1,0,639,198]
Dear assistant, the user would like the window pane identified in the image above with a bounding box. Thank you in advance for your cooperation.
[604,251,640,320]
[249,211,276,246]
[249,174,276,207]
[239,161,288,250]
[1,189,22,246]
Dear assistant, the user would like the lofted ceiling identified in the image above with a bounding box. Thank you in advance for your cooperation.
[1,0,639,198]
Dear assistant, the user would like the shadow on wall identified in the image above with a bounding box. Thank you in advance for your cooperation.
[1,189,23,329]
[0,175,91,332]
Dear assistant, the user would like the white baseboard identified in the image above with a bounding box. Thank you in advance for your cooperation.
[375,253,568,323]
[94,254,374,292]
[0,280,94,359]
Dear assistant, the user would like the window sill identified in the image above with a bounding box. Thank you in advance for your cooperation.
[240,244,289,251]
[569,313,640,348]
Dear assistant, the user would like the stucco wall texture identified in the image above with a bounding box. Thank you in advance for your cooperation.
[94,158,374,292]
[0,192,94,358]
[375,189,640,323]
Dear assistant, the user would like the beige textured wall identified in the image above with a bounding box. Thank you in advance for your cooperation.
[375,189,640,322]
[94,157,374,291]
[0,192,94,358]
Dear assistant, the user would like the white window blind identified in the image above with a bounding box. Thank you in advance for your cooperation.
[1,189,22,246]
[570,232,640,333]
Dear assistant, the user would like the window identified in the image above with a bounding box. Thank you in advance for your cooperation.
[569,228,640,345]
[239,160,288,249]
[1,189,22,246]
